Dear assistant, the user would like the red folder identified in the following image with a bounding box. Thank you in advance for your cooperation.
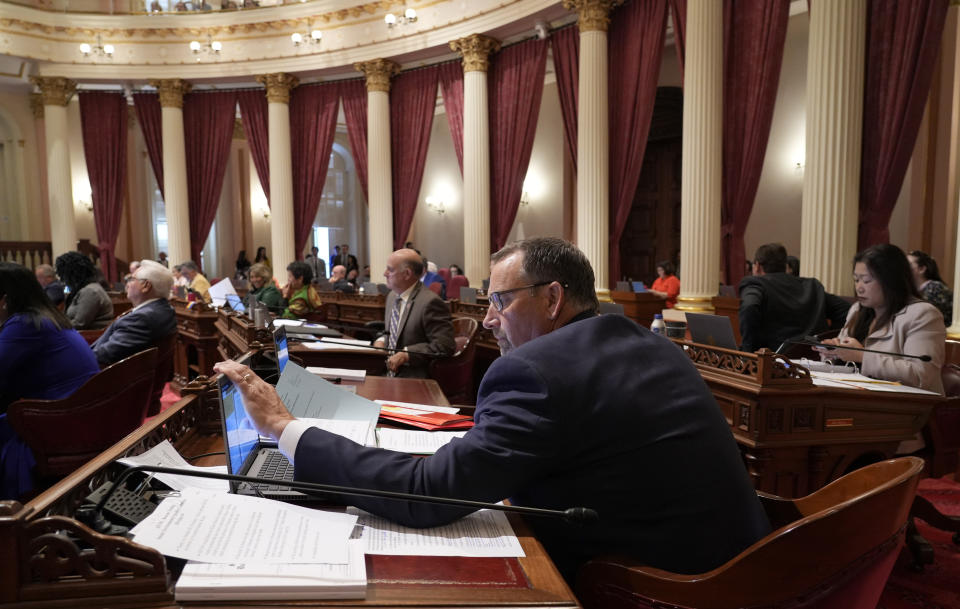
[378,404,475,431]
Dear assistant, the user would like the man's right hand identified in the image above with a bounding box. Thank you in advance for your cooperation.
[214,359,295,442]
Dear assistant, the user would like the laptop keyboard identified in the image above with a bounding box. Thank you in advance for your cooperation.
[254,451,295,492]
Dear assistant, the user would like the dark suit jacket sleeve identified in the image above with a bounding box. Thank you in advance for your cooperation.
[293,356,564,528]
[738,282,763,352]
[404,295,455,369]
[825,292,851,330]
[91,314,154,367]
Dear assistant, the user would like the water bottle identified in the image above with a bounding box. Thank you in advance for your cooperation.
[650,313,666,336]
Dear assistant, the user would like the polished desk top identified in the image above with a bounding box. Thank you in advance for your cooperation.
[2,366,577,609]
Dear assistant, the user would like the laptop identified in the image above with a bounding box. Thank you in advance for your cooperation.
[273,325,290,374]
[632,281,646,293]
[685,313,740,350]
[218,374,303,499]
[225,293,246,315]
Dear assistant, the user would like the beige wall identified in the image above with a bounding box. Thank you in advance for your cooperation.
[0,90,46,241]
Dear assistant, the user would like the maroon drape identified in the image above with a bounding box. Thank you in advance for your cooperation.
[858,0,948,249]
[438,61,465,175]
[79,91,128,283]
[390,66,440,250]
[133,92,163,198]
[721,0,790,285]
[489,38,548,251]
[237,89,270,205]
[291,82,341,258]
[608,0,669,286]
[669,0,687,82]
[183,90,238,265]
[341,79,369,203]
[550,24,579,173]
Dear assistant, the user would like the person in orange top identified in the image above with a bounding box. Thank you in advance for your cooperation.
[650,260,680,308]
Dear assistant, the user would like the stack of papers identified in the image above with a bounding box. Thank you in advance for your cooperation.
[378,404,474,431]
[306,366,367,382]
[376,428,467,454]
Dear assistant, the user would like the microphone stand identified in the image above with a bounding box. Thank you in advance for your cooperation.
[92,464,599,526]
[786,337,932,362]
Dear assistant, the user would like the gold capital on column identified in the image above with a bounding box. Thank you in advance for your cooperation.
[256,73,299,104]
[450,34,501,73]
[30,76,76,107]
[149,79,193,108]
[29,92,44,119]
[562,0,616,32]
[354,59,400,93]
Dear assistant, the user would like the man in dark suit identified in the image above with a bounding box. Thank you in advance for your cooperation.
[305,246,326,281]
[333,243,359,276]
[216,238,770,583]
[372,248,454,377]
[92,260,177,367]
[738,243,850,353]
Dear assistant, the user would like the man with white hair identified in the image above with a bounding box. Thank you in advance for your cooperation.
[91,260,177,367]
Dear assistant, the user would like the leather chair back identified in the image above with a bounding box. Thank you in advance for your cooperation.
[7,347,158,480]
[448,275,470,301]
[428,317,479,404]
[576,457,924,609]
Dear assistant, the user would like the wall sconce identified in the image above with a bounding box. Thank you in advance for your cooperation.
[79,33,114,59]
[385,7,417,28]
[425,195,445,215]
[189,34,222,60]
[291,29,322,47]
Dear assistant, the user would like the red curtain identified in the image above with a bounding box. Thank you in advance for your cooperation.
[341,79,369,203]
[291,82,341,258]
[183,90,238,265]
[237,89,270,205]
[79,91,128,283]
[669,0,687,82]
[551,24,580,173]
[133,92,163,198]
[489,38,548,251]
[608,0,669,286]
[721,0,790,285]
[858,0,949,249]
[438,60,465,175]
[390,65,440,250]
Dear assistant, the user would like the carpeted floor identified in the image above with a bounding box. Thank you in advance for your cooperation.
[880,476,960,609]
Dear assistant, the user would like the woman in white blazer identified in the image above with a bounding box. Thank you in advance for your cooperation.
[821,243,945,395]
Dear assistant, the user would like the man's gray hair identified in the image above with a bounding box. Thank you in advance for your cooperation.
[35,264,56,279]
[135,260,174,298]
[491,237,599,313]
[180,260,199,272]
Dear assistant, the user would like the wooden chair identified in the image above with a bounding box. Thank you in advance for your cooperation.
[145,333,177,417]
[6,347,158,483]
[77,327,107,345]
[428,317,479,404]
[576,457,924,609]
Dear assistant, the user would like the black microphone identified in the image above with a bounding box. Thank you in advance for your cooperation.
[94,464,600,526]
[312,337,447,358]
[785,336,932,362]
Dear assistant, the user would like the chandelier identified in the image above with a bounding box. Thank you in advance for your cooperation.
[384,7,417,28]
[79,34,114,59]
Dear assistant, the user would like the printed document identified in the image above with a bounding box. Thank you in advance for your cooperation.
[118,440,229,492]
[375,428,468,454]
[300,417,374,446]
[306,367,367,382]
[275,362,380,424]
[131,487,356,564]
[373,399,460,414]
[350,507,525,557]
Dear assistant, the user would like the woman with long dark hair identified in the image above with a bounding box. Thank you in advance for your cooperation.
[0,262,100,498]
[55,252,113,330]
[908,250,953,326]
[254,246,271,271]
[820,244,945,394]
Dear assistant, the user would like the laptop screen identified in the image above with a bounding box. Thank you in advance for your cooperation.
[219,375,260,475]
[226,293,246,314]
[273,325,289,373]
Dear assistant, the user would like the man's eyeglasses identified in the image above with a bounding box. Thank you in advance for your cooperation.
[488,281,560,312]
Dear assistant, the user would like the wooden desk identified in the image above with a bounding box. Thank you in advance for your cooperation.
[678,341,939,498]
[317,291,386,332]
[0,352,577,608]
[609,291,666,329]
[172,299,220,392]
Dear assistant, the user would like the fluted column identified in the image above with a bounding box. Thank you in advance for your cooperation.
[355,59,399,279]
[256,73,299,280]
[800,0,866,296]
[676,0,723,313]
[949,186,960,337]
[32,76,77,257]
[151,79,192,266]
[564,0,613,297]
[451,34,500,287]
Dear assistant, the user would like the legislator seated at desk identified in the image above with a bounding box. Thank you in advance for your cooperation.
[56,252,114,330]
[217,238,771,583]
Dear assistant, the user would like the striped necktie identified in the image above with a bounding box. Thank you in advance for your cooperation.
[387,296,403,351]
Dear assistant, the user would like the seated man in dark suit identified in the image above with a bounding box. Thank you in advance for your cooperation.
[34,264,65,306]
[371,249,455,377]
[738,243,850,353]
[329,265,356,293]
[92,260,177,367]
[216,237,771,584]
